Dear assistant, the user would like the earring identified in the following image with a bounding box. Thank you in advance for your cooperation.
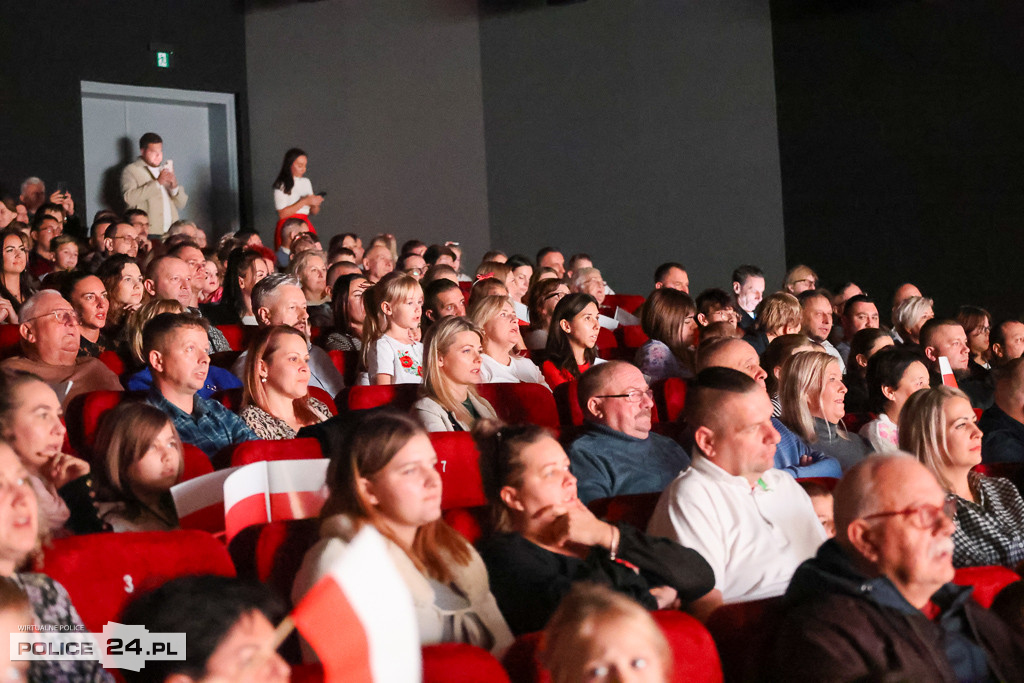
[260,377,267,383]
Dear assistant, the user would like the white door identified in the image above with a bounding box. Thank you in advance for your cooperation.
[80,81,239,238]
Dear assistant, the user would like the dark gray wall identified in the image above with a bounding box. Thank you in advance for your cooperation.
[245,0,491,263]
[479,0,786,296]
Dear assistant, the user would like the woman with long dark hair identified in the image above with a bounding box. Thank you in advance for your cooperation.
[541,293,604,388]
[272,147,323,220]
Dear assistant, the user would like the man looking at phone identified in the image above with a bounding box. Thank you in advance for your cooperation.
[121,131,189,237]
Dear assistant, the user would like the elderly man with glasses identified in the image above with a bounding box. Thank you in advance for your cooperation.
[0,290,121,406]
[772,454,1024,680]
[568,360,691,505]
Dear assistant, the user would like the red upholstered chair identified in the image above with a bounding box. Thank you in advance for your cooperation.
[308,326,323,346]
[430,432,491,545]
[97,349,126,377]
[342,383,420,412]
[841,411,874,435]
[288,645,510,682]
[215,324,249,351]
[973,462,1024,493]
[459,280,473,298]
[181,443,214,482]
[596,327,620,360]
[64,389,143,455]
[37,530,235,633]
[552,381,584,428]
[307,386,338,415]
[653,377,688,424]
[587,491,662,530]
[477,382,560,432]
[618,324,649,349]
[503,611,722,683]
[705,596,784,683]
[953,565,1021,608]
[0,323,21,359]
[602,294,645,314]
[326,349,360,387]
[228,437,323,468]
[229,517,320,604]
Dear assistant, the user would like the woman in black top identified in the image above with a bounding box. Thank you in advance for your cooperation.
[473,420,714,635]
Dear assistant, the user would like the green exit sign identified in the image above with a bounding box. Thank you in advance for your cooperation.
[156,51,172,68]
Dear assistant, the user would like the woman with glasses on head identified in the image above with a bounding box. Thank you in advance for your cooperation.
[473,419,714,636]
[523,278,569,352]
[900,385,1024,568]
[0,227,35,316]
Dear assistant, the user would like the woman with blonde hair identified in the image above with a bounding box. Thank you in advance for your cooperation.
[779,350,870,471]
[93,402,183,532]
[892,295,935,346]
[292,411,512,656]
[289,249,329,306]
[360,272,424,384]
[900,386,1024,568]
[747,292,803,356]
[240,325,332,439]
[541,583,672,683]
[468,295,548,388]
[414,316,497,431]
[635,287,697,382]
[782,264,818,295]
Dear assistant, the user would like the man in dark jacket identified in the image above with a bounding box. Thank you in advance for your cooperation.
[772,455,1024,681]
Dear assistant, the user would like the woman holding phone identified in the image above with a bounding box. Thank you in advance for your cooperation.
[273,148,323,219]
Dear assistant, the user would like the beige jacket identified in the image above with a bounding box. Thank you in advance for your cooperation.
[120,157,189,235]
[413,393,497,432]
[292,514,512,658]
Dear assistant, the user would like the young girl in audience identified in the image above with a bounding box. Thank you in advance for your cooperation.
[93,402,182,532]
[0,370,103,536]
[523,278,570,352]
[199,258,222,304]
[468,295,549,388]
[0,227,34,313]
[957,305,992,376]
[468,277,509,307]
[0,442,113,682]
[473,420,714,635]
[361,272,424,385]
[541,583,672,683]
[746,292,802,356]
[323,273,369,352]
[901,386,1024,568]
[859,346,929,452]
[96,254,144,341]
[414,316,497,432]
[797,480,836,538]
[760,334,814,415]
[292,411,512,656]
[635,287,697,382]
[241,325,333,439]
[541,293,604,388]
[842,328,895,414]
[779,350,871,471]
[475,261,514,293]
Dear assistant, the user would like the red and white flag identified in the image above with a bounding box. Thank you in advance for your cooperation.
[223,459,330,541]
[290,526,421,682]
[170,466,239,534]
[939,356,959,388]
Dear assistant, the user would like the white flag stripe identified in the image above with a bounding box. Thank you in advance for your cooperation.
[266,459,330,495]
[170,466,239,517]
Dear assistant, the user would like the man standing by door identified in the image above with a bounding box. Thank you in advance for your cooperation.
[121,132,189,237]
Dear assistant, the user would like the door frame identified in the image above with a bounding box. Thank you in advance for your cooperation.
[80,80,239,231]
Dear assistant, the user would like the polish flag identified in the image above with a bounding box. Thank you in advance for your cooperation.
[223,459,330,541]
[171,466,239,534]
[939,356,959,388]
[290,526,420,682]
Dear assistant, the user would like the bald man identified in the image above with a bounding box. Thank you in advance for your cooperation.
[979,356,1024,464]
[772,455,1024,680]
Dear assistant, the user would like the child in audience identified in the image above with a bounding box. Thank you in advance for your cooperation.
[860,346,930,452]
[541,293,604,388]
[361,272,424,384]
[469,295,548,388]
[474,420,714,635]
[93,402,182,532]
[414,316,497,432]
[541,583,672,683]
[293,411,512,656]
[51,234,79,272]
[798,480,836,538]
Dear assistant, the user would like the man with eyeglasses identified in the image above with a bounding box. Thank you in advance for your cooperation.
[772,455,1024,680]
[27,212,62,278]
[568,361,690,505]
[101,221,139,260]
[647,367,826,615]
[0,290,121,407]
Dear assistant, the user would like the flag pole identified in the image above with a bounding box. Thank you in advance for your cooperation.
[273,615,296,649]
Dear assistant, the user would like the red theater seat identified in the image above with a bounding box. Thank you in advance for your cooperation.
[327,349,359,387]
[477,382,559,432]
[38,530,235,633]
[552,381,584,427]
[229,517,320,604]
[618,324,649,349]
[288,644,510,682]
[841,411,873,435]
[343,383,420,412]
[587,491,662,530]
[953,565,1021,608]
[228,437,323,468]
[431,432,486,510]
[603,294,645,313]
[653,377,688,423]
[215,324,251,351]
[706,597,783,683]
[0,324,21,359]
[64,390,144,455]
[97,349,126,377]
[596,327,620,360]
[181,443,214,482]
[503,610,722,683]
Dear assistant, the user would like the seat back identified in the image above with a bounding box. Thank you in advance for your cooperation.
[97,349,126,377]
[430,432,486,510]
[64,389,137,455]
[181,443,214,482]
[602,294,645,314]
[477,382,559,432]
[705,596,784,683]
[653,377,688,423]
[229,517,320,607]
[953,565,1021,608]
[343,384,420,412]
[0,324,21,359]
[423,643,510,683]
[552,381,584,427]
[618,324,649,349]
[307,386,338,415]
[326,349,360,387]
[587,492,662,530]
[229,437,324,468]
[596,327,619,360]
[215,324,250,351]
[38,530,235,633]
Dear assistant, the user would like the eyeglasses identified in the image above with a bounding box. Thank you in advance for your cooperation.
[594,388,653,403]
[544,291,567,302]
[25,309,79,326]
[862,496,957,530]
